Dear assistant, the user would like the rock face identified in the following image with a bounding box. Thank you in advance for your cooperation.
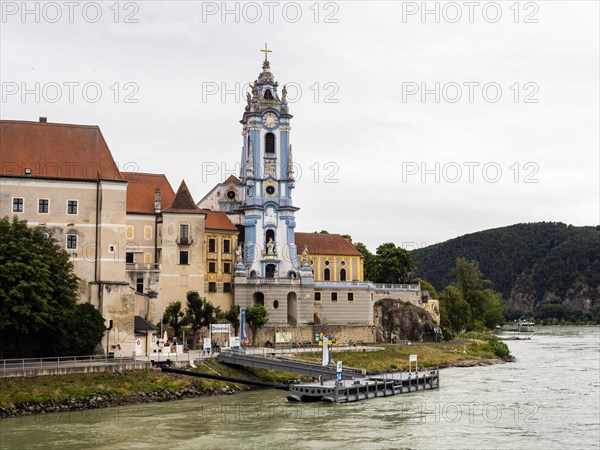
[373,299,438,342]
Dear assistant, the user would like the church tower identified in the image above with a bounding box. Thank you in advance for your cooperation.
[239,44,299,278]
[234,45,313,327]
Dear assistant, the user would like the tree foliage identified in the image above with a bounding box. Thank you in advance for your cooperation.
[412,277,439,299]
[440,284,471,336]
[225,304,241,335]
[370,243,414,284]
[184,291,220,349]
[162,301,189,340]
[411,222,600,319]
[246,304,268,345]
[0,216,103,357]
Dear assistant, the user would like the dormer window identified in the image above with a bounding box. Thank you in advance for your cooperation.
[265,133,275,155]
[264,89,273,100]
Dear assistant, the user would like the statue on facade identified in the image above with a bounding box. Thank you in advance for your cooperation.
[301,246,309,263]
[281,84,288,104]
[251,80,259,99]
[235,244,243,261]
[266,238,275,255]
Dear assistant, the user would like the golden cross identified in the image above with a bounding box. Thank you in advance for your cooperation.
[260,43,272,61]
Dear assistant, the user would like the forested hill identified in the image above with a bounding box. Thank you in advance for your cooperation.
[411,223,600,315]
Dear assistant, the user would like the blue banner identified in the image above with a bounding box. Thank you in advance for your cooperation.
[240,308,246,341]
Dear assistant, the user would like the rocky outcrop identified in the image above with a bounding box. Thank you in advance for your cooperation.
[373,299,438,342]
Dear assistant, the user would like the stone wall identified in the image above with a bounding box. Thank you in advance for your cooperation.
[253,324,376,346]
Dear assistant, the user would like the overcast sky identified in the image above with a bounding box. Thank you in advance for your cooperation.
[2,1,598,250]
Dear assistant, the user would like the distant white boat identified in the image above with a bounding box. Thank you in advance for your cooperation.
[503,320,536,333]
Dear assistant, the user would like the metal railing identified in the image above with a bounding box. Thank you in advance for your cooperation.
[246,277,300,285]
[126,262,160,271]
[0,354,139,373]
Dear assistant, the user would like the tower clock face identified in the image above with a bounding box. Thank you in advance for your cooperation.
[262,112,278,128]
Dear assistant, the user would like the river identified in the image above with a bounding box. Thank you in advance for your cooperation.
[0,326,598,449]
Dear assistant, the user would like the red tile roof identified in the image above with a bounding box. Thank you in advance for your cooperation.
[163,180,204,214]
[203,211,238,231]
[295,232,363,257]
[0,119,124,181]
[121,172,176,214]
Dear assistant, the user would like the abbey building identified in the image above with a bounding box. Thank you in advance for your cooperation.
[0,51,439,356]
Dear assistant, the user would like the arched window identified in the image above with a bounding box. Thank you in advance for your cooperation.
[324,268,331,281]
[265,133,275,155]
[264,90,274,100]
[266,264,276,278]
[340,268,347,281]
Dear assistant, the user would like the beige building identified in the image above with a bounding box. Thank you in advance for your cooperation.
[0,118,211,356]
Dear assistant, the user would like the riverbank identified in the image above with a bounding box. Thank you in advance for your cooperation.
[0,338,512,419]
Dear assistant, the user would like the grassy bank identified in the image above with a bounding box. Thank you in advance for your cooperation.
[0,360,260,409]
[294,336,512,372]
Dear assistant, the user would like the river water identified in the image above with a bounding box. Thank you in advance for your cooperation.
[1,326,598,449]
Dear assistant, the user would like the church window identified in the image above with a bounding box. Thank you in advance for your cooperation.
[273,300,279,309]
[324,260,330,266]
[12,197,24,213]
[314,292,321,302]
[126,252,134,264]
[340,268,347,281]
[265,133,275,154]
[266,185,275,195]
[347,292,354,302]
[331,292,338,302]
[264,89,274,100]
[324,268,331,281]
[67,200,78,215]
[227,190,236,200]
[179,251,189,265]
[66,234,77,249]
[38,199,49,214]
[266,264,276,278]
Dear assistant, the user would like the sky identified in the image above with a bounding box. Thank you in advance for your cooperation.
[1,1,599,251]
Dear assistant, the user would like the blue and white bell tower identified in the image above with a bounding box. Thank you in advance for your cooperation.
[239,45,299,278]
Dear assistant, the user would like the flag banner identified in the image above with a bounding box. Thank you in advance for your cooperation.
[322,338,330,366]
[240,308,247,341]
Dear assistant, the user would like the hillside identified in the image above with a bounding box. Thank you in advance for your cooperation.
[411,223,600,318]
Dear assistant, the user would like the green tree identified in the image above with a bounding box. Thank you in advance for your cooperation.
[41,303,105,356]
[0,216,81,357]
[355,242,376,281]
[185,291,219,349]
[225,304,241,335]
[162,301,189,341]
[455,257,491,322]
[412,278,439,299]
[440,284,471,335]
[246,304,268,346]
[370,243,414,284]
[481,289,506,329]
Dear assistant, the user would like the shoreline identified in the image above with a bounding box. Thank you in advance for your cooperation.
[0,355,511,419]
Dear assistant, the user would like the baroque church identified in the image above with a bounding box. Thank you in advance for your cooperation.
[0,48,439,356]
